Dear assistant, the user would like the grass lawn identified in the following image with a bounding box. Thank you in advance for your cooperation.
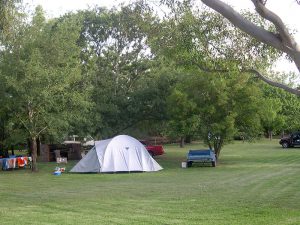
[1,139,300,225]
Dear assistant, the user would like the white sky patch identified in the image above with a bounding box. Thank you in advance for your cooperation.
[24,0,132,17]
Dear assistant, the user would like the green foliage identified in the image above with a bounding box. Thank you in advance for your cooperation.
[147,1,282,155]
[233,79,264,140]
[161,67,265,156]
[184,72,234,155]
[78,4,168,138]
[260,97,285,137]
[2,8,90,139]
[1,0,297,164]
[261,83,300,133]
[150,3,280,73]
[0,7,91,170]
[0,0,25,148]
[165,87,200,143]
[0,0,22,38]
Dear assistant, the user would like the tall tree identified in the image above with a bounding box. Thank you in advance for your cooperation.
[79,3,163,138]
[0,6,90,171]
[166,69,264,157]
[260,97,284,140]
[149,1,273,156]
[166,87,199,147]
[0,0,24,155]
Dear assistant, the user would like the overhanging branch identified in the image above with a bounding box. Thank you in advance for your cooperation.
[243,68,300,95]
[194,61,300,96]
[251,0,299,51]
[200,0,300,72]
[200,0,286,52]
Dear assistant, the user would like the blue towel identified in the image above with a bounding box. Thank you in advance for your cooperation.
[2,158,8,170]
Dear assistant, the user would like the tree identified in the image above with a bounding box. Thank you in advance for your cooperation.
[232,78,264,141]
[149,1,271,156]
[261,83,300,135]
[79,3,167,138]
[154,1,280,82]
[200,0,300,95]
[0,0,21,37]
[171,70,264,158]
[260,98,285,140]
[166,87,199,147]
[0,0,24,156]
[0,6,91,171]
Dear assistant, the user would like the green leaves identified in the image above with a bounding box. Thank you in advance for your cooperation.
[0,0,22,39]
[1,6,91,140]
[165,87,199,140]
[1,0,298,162]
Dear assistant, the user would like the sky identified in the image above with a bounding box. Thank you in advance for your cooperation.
[23,0,300,73]
[24,0,131,16]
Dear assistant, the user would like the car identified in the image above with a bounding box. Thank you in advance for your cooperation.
[279,132,300,148]
[186,149,216,167]
[139,140,165,157]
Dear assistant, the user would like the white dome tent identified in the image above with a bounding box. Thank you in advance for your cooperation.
[70,135,163,173]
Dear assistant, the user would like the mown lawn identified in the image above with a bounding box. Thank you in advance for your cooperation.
[0,139,300,225]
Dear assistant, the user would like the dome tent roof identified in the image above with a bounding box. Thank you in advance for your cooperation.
[70,135,163,173]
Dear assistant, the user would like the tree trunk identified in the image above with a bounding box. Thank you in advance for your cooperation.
[268,130,273,140]
[31,136,38,172]
[185,135,192,144]
[27,138,32,156]
[11,145,14,156]
[180,136,185,148]
[208,141,213,151]
[213,138,223,160]
[37,137,41,156]
[4,147,9,158]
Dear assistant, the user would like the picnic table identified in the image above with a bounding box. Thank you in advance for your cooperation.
[186,149,216,167]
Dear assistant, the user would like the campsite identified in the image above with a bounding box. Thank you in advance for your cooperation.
[1,0,300,224]
[1,139,300,225]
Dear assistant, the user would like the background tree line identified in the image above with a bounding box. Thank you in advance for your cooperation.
[1,0,300,170]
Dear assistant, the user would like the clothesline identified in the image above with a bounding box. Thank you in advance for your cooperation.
[0,156,32,170]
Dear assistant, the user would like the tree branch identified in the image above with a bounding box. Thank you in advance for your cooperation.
[193,61,300,96]
[243,68,300,95]
[251,0,299,51]
[15,114,33,137]
[194,61,228,73]
[200,0,300,71]
[36,126,48,137]
[201,0,286,52]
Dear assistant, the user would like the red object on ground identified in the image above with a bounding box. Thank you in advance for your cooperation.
[140,140,165,157]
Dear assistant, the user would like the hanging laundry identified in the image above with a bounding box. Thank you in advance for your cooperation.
[17,157,25,168]
[7,158,16,169]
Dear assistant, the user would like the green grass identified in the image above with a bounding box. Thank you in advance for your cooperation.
[1,139,300,225]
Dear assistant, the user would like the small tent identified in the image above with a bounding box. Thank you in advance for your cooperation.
[70,135,163,173]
